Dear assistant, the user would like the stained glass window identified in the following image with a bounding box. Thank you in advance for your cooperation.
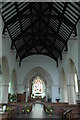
[33,77,43,94]
[32,76,46,98]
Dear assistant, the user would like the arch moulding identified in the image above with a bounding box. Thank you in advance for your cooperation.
[23,67,54,88]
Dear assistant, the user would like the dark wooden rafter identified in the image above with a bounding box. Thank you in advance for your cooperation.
[24,45,57,61]
[41,18,66,45]
[60,54,62,61]
[2,24,6,34]
[19,39,57,62]
[65,43,68,51]
[12,18,39,43]
[2,2,80,66]
[2,15,20,59]
[39,42,57,61]
[11,41,15,50]
[30,3,33,45]
[50,3,76,29]
[73,26,77,37]
[22,52,57,62]
[46,3,52,35]
[5,12,76,30]
[5,3,30,25]
[52,3,68,45]
[16,53,18,60]
[14,3,26,45]
[62,3,80,45]
[38,3,41,47]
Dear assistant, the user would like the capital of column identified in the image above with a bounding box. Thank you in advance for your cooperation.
[2,84,9,87]
[67,84,74,86]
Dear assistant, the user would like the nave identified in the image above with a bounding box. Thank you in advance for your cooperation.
[1,101,80,120]
[17,103,60,119]
[0,1,80,120]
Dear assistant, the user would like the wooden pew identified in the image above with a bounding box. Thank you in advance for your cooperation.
[63,109,72,120]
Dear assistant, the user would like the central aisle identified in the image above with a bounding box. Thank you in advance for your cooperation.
[17,103,61,119]
[28,103,48,118]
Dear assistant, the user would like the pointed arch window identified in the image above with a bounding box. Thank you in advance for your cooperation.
[8,82,11,93]
[32,76,46,98]
[74,72,78,92]
[33,77,43,94]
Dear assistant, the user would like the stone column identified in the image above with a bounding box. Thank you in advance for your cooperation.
[0,12,2,58]
[67,84,76,104]
[77,19,80,104]
[78,19,80,80]
[60,86,68,102]
[60,87,64,102]
[52,85,59,102]
[0,75,2,103]
[2,85,9,103]
[24,86,29,102]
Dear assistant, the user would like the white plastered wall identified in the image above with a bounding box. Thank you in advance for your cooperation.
[58,33,79,104]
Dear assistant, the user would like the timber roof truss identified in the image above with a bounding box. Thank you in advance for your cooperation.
[2,2,80,66]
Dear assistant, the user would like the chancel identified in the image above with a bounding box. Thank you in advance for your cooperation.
[0,1,80,120]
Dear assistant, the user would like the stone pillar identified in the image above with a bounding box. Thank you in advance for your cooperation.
[2,85,9,103]
[60,87,64,102]
[78,19,80,80]
[67,84,76,104]
[0,75,2,103]
[52,85,59,102]
[0,12,2,58]
[24,87,29,102]
[60,86,68,102]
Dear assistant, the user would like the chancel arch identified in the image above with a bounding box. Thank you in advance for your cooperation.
[67,58,79,104]
[23,67,54,102]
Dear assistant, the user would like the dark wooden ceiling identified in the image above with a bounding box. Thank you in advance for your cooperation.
[2,2,80,66]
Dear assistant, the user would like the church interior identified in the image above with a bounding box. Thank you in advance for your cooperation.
[0,2,80,119]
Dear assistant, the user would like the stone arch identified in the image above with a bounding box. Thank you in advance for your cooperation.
[23,67,54,101]
[23,67,53,85]
[2,56,10,103]
[67,58,78,104]
[59,68,68,102]
[9,68,17,94]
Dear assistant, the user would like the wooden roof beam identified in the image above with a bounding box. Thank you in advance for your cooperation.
[2,24,6,35]
[14,3,26,45]
[53,3,68,45]
[41,18,66,45]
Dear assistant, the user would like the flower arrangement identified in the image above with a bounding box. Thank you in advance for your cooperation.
[5,107,11,112]
[8,94,17,102]
[22,107,26,114]
[22,105,32,114]
[45,105,54,115]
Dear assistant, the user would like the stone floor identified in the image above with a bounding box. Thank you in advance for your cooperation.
[17,103,61,119]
